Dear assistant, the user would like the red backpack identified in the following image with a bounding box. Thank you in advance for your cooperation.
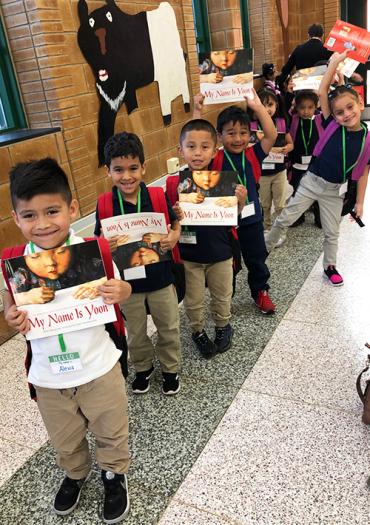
[1,237,128,400]
[211,147,262,184]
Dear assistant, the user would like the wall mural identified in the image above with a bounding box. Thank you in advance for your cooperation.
[77,0,190,165]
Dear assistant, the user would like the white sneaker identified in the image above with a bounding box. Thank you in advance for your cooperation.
[275,234,286,248]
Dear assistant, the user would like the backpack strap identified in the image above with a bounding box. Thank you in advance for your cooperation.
[276,117,286,133]
[245,146,262,184]
[97,192,114,221]
[148,186,181,264]
[314,113,324,138]
[211,149,224,171]
[165,175,180,207]
[313,119,340,157]
[351,130,370,181]
[289,114,300,142]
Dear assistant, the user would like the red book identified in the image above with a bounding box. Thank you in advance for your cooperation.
[324,20,370,64]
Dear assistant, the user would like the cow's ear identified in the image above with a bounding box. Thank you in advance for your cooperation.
[78,0,89,22]
[105,0,116,7]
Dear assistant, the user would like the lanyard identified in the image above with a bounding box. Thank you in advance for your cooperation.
[342,124,367,183]
[223,150,249,204]
[300,118,313,156]
[30,237,70,353]
[117,188,141,214]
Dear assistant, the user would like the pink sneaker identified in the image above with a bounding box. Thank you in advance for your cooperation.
[324,265,344,286]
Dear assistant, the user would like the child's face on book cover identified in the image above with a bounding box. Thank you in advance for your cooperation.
[179,130,217,170]
[25,247,71,280]
[107,155,144,198]
[220,121,250,154]
[211,50,236,70]
[130,247,159,267]
[12,193,78,250]
[192,171,220,190]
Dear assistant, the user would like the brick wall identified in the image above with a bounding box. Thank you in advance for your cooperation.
[207,0,243,50]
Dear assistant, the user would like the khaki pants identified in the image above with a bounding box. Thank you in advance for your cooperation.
[121,285,180,373]
[259,170,287,230]
[183,258,233,333]
[35,362,130,479]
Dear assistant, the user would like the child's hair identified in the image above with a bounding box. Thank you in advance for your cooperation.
[257,88,288,121]
[328,84,360,111]
[216,105,250,133]
[179,119,217,145]
[9,157,72,209]
[104,131,145,167]
[294,90,319,107]
[262,63,275,80]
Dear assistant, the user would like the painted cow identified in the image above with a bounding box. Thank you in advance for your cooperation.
[77,0,190,164]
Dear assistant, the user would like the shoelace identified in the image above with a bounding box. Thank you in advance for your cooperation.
[197,332,211,347]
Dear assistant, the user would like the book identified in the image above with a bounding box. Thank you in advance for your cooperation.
[291,65,327,91]
[325,20,370,64]
[178,170,239,226]
[3,240,116,341]
[101,212,171,280]
[199,48,253,104]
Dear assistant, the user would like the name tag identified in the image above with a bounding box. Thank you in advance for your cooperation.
[49,352,82,375]
[262,163,275,170]
[266,152,284,163]
[179,231,197,244]
[124,266,146,280]
[293,163,308,171]
[339,181,348,196]
[302,155,312,165]
[241,202,255,219]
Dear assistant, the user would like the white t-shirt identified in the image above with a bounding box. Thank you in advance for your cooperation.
[19,233,122,389]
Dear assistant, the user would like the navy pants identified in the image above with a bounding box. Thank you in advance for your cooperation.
[237,221,270,300]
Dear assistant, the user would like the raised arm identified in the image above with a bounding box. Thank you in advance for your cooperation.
[245,89,277,154]
[318,51,347,119]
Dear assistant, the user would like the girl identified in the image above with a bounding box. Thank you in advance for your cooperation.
[251,88,293,232]
[262,63,280,94]
[288,90,324,226]
[265,51,370,286]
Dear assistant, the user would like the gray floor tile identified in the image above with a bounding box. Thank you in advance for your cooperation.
[0,439,37,487]
[159,500,240,525]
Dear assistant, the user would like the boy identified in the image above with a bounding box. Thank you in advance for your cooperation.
[168,119,247,357]
[3,158,132,523]
[95,132,182,395]
[193,90,277,314]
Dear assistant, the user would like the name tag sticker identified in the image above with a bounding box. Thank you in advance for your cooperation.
[302,155,312,164]
[241,202,255,219]
[293,163,308,171]
[124,266,146,280]
[179,231,197,244]
[262,163,275,170]
[339,181,348,196]
[49,352,82,375]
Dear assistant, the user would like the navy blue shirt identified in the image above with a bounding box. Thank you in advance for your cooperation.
[94,183,176,293]
[290,116,321,163]
[310,117,369,183]
[221,142,266,226]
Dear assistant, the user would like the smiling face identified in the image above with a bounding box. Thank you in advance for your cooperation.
[130,247,160,267]
[107,155,144,199]
[210,50,237,70]
[25,247,71,280]
[296,98,317,119]
[331,93,363,131]
[12,194,78,250]
[192,170,220,190]
[179,129,217,171]
[220,121,251,154]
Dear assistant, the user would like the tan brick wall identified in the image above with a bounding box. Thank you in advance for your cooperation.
[207,0,243,50]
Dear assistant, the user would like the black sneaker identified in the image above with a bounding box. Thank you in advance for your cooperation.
[101,470,130,524]
[214,324,233,353]
[53,475,87,515]
[162,372,180,395]
[132,366,154,394]
[191,330,217,359]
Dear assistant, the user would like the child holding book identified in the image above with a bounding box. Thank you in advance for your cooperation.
[2,158,132,523]
[94,132,182,396]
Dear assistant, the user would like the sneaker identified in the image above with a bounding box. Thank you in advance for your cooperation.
[275,233,287,248]
[255,290,276,314]
[192,330,217,359]
[162,372,180,395]
[53,475,87,515]
[132,366,154,394]
[102,470,130,524]
[214,323,233,353]
[324,265,344,286]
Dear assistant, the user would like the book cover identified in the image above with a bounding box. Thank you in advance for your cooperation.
[291,65,327,91]
[101,212,171,280]
[4,240,117,341]
[199,48,253,104]
[178,170,238,226]
[324,20,370,64]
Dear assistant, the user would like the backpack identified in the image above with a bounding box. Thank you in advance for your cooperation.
[1,237,128,400]
[97,187,185,303]
[250,117,286,134]
[211,147,262,184]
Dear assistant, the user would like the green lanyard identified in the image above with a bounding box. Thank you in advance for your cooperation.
[300,118,313,156]
[29,237,70,353]
[223,150,249,204]
[342,124,367,183]
[117,188,141,214]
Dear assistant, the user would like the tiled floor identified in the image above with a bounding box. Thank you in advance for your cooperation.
[1,206,370,524]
